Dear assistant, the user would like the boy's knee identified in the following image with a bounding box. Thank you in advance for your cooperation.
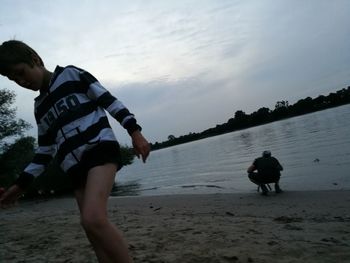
[80,211,108,233]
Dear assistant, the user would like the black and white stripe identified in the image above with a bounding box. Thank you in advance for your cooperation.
[15,65,140,189]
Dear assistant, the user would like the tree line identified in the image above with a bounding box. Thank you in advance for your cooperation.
[0,89,135,198]
[151,86,350,150]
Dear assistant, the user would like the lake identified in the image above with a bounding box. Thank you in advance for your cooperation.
[115,104,350,196]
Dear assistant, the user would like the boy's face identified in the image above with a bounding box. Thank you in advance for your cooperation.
[5,62,45,91]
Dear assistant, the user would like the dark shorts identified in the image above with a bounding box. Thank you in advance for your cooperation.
[67,141,123,189]
[248,172,280,185]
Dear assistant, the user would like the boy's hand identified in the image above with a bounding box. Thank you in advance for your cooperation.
[131,130,150,163]
[0,185,23,209]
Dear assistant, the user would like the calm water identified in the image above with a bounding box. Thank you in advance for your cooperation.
[116,104,350,196]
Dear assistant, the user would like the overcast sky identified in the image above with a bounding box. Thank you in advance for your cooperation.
[1,0,349,145]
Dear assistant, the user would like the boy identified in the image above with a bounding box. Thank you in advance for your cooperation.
[0,40,150,262]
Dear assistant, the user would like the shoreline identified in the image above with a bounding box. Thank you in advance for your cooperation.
[1,190,350,262]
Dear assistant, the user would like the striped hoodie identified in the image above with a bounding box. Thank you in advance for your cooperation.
[15,65,141,189]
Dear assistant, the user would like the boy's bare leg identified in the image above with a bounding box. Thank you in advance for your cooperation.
[74,163,132,263]
[75,188,110,262]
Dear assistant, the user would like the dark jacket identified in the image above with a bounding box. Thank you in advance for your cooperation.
[253,156,283,182]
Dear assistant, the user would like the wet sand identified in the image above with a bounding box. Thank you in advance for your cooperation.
[1,190,349,262]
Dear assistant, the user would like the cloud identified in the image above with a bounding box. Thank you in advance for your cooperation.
[1,0,350,145]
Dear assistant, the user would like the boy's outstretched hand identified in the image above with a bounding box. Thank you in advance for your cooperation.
[131,130,150,163]
[0,185,23,209]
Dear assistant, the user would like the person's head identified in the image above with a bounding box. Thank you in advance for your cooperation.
[0,40,46,91]
[262,150,271,157]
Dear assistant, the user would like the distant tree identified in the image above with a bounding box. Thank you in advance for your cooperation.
[234,110,247,120]
[251,107,270,123]
[313,95,327,109]
[234,110,249,128]
[257,107,270,115]
[0,89,31,151]
[273,100,289,119]
[168,135,176,140]
[291,96,313,115]
[275,100,289,109]
[0,136,35,187]
[328,92,342,106]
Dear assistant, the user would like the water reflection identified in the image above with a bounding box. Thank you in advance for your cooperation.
[280,120,297,140]
[240,131,253,149]
[118,105,350,196]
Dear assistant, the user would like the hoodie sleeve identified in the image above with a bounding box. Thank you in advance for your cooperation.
[79,69,141,136]
[15,120,56,190]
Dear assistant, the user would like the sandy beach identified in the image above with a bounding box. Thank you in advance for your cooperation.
[1,190,349,263]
